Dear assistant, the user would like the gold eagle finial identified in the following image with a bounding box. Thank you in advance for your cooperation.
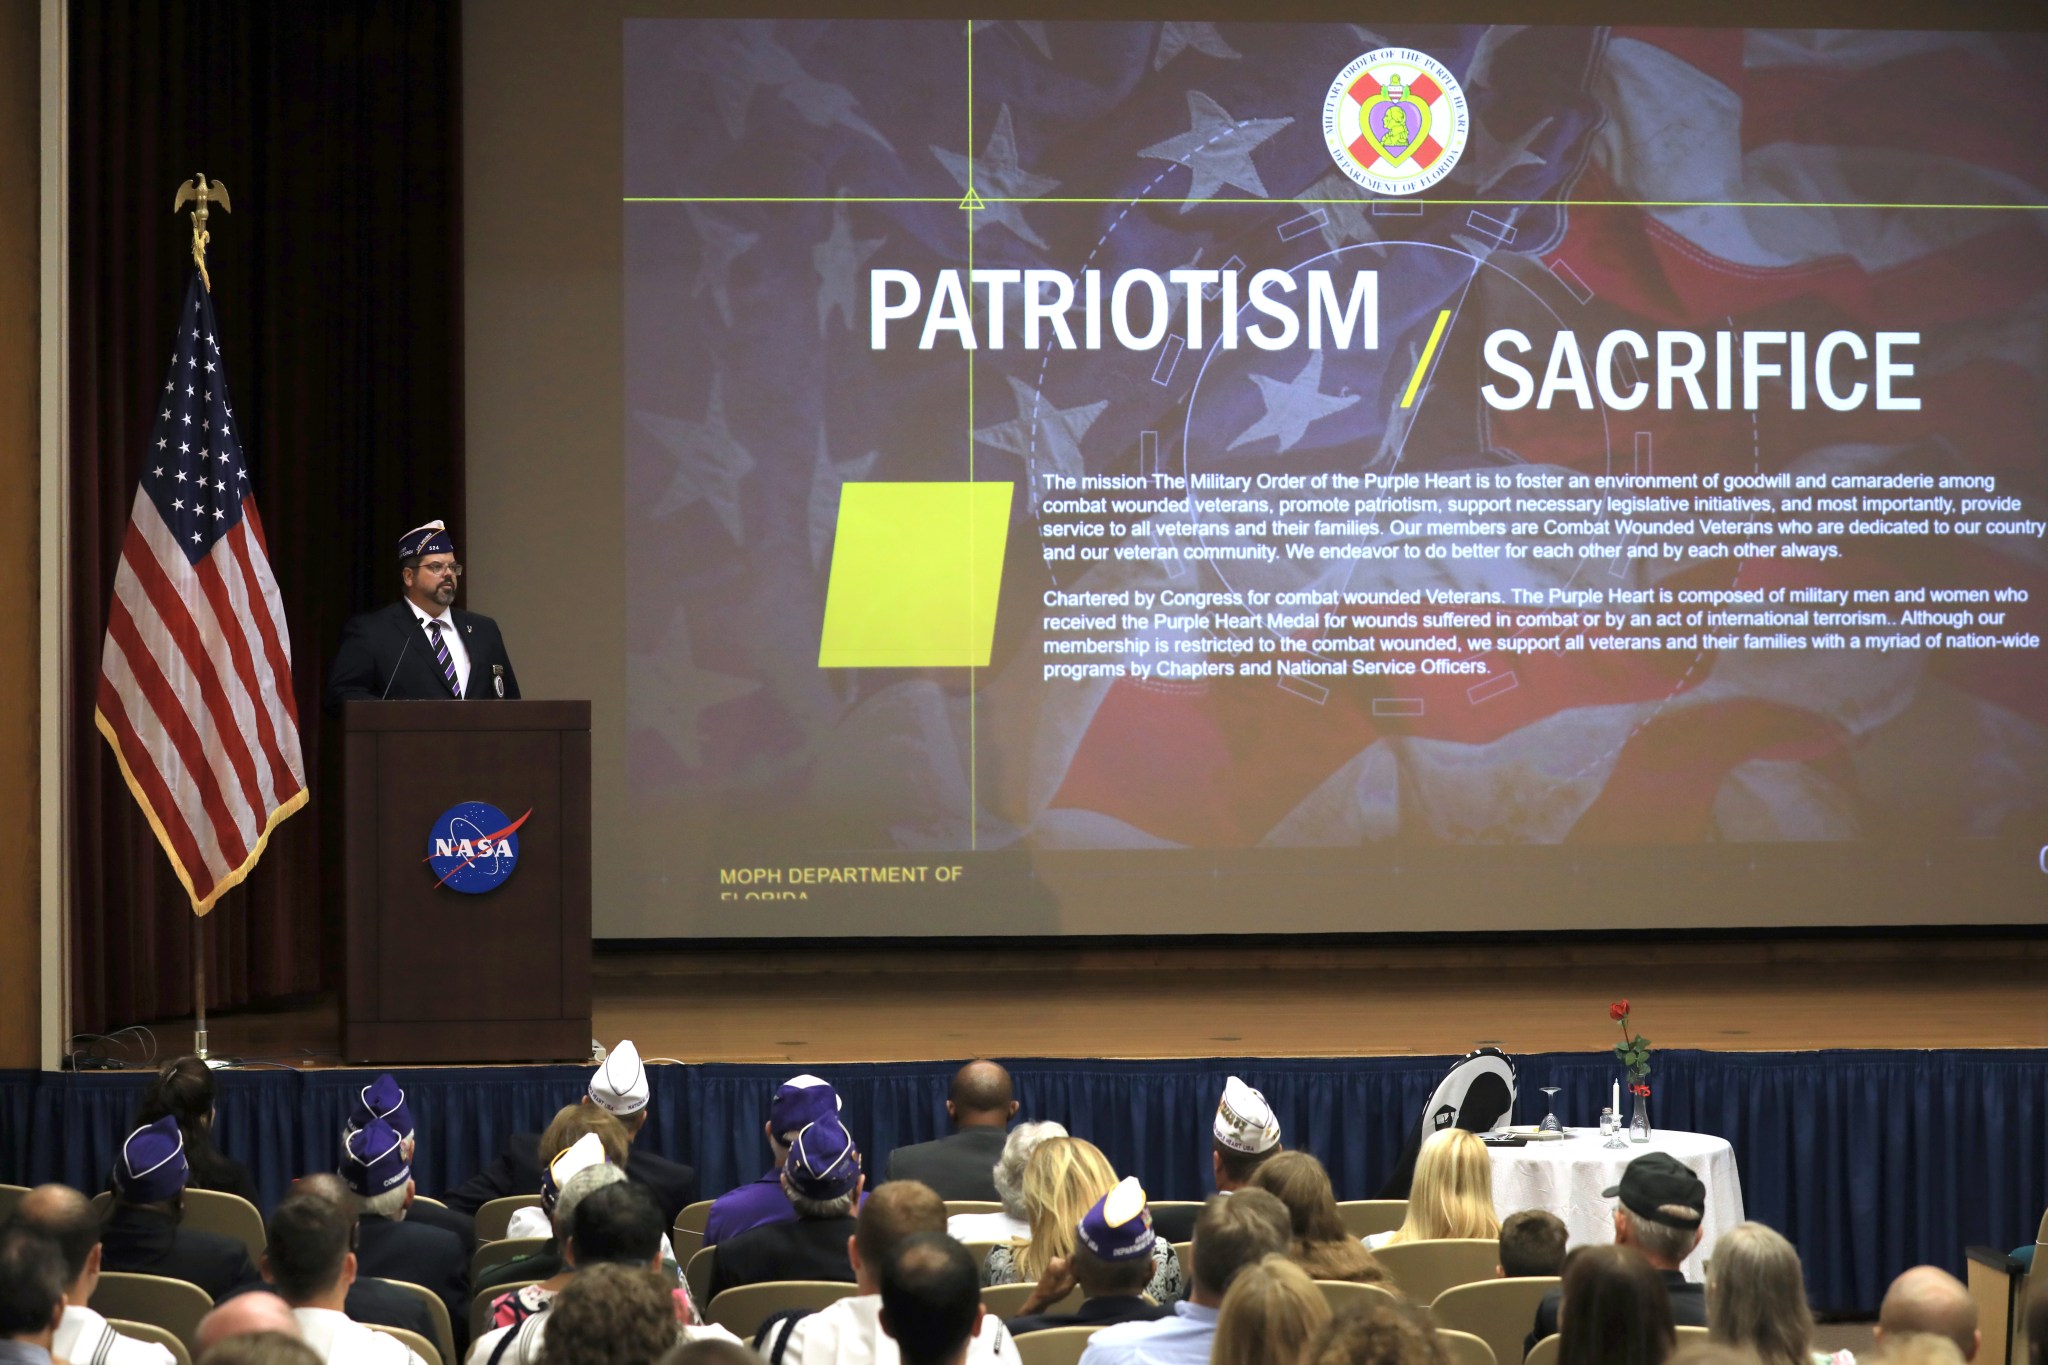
[173,175,231,291]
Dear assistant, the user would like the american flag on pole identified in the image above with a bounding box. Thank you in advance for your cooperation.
[95,270,308,913]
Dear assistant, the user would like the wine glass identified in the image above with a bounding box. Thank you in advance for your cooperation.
[1538,1086,1563,1134]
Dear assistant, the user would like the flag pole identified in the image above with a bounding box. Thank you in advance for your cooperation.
[174,172,230,1064]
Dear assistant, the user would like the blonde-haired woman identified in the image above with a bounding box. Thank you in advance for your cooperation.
[1212,1254,1334,1365]
[1706,1221,1851,1365]
[981,1135,1183,1302]
[1368,1128,1501,1248]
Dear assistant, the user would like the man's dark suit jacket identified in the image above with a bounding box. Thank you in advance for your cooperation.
[1527,1268,1705,1356]
[1150,1203,1201,1244]
[1006,1295,1175,1336]
[325,601,522,705]
[445,1132,698,1226]
[99,1204,261,1300]
[358,1214,470,1349]
[350,1280,443,1344]
[707,1215,859,1298]
[882,1126,1008,1201]
[409,1199,477,1249]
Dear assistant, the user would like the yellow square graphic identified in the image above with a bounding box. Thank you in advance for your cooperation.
[819,481,1014,668]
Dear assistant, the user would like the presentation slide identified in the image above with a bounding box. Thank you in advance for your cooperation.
[610,20,2048,938]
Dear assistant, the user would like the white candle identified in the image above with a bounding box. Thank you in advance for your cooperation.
[1613,1079,1621,1117]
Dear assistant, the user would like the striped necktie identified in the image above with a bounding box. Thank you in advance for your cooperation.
[425,618,461,697]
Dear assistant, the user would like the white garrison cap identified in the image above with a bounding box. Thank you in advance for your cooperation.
[590,1039,650,1115]
[1214,1075,1281,1154]
[552,1132,610,1186]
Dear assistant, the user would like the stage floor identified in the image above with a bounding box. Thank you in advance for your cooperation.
[121,933,2048,1067]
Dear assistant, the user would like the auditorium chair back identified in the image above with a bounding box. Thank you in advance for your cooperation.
[1437,1328,1500,1365]
[705,1281,860,1338]
[1315,1280,1404,1314]
[1432,1275,1562,1365]
[475,1194,540,1243]
[89,1273,212,1354]
[1372,1239,1503,1304]
[370,1323,443,1365]
[982,1281,1084,1317]
[1337,1200,1408,1238]
[1014,1325,1104,1365]
[108,1320,193,1365]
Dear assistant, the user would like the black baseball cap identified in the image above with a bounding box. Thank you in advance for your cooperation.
[1602,1152,1705,1227]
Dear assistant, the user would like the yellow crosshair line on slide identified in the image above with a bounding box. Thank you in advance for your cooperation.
[1401,309,1453,408]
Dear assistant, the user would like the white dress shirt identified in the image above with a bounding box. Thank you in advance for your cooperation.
[768,1293,1017,1365]
[293,1307,428,1365]
[946,1210,1031,1244]
[1078,1300,1218,1365]
[54,1304,176,1365]
[407,598,471,697]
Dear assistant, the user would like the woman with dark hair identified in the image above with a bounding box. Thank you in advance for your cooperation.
[1248,1150,1392,1285]
[133,1055,259,1204]
[1558,1245,1676,1365]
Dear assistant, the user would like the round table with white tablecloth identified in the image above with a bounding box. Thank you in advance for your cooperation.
[1485,1128,1745,1281]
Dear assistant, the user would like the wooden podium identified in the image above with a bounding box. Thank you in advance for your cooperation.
[339,700,591,1063]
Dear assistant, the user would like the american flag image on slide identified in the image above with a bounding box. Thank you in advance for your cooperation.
[95,271,308,913]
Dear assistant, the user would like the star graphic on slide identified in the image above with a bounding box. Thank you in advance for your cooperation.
[686,208,757,328]
[1138,91,1294,211]
[808,427,880,568]
[688,23,894,152]
[813,200,886,337]
[1154,22,1241,71]
[629,607,760,769]
[974,376,1106,505]
[933,105,1060,250]
[1228,352,1362,454]
[636,373,756,542]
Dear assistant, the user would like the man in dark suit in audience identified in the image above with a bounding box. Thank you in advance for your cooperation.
[98,1117,261,1300]
[445,1040,697,1224]
[1006,1178,1176,1336]
[883,1060,1018,1202]
[342,1117,470,1351]
[343,1074,476,1248]
[1153,1076,1283,1244]
[1527,1153,1708,1354]
[709,1114,865,1297]
[289,1175,443,1345]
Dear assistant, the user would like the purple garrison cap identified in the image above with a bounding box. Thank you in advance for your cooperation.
[784,1116,861,1201]
[346,1074,414,1141]
[398,520,455,560]
[768,1073,841,1137]
[1076,1177,1155,1262]
[341,1116,413,1197]
[113,1116,189,1204]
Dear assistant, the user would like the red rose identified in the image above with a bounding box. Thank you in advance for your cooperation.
[1609,1001,1630,1021]
[1630,1082,1651,1097]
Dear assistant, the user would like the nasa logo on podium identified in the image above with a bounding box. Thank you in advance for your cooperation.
[425,800,531,894]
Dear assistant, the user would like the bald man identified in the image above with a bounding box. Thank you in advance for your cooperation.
[1874,1266,1979,1361]
[15,1184,177,1365]
[197,1293,303,1353]
[883,1061,1019,1202]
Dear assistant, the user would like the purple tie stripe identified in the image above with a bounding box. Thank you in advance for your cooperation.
[427,619,460,697]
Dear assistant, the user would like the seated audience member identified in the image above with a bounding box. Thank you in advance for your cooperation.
[1874,1266,1978,1361]
[535,1264,714,1365]
[709,1115,865,1297]
[1558,1245,1675,1365]
[14,1184,177,1365]
[344,1074,476,1246]
[197,1293,304,1353]
[704,1073,842,1250]
[1529,1152,1707,1353]
[764,1180,1020,1364]
[484,1164,633,1330]
[1248,1151,1390,1285]
[448,1041,696,1224]
[0,1223,68,1365]
[1369,1128,1499,1250]
[1005,1177,1176,1336]
[1706,1222,1852,1365]
[884,1062,1020,1203]
[100,1116,261,1299]
[1870,1341,1967,1365]
[1077,1188,1293,1365]
[134,1055,260,1204]
[1212,1254,1333,1365]
[948,1121,1064,1246]
[1155,1077,1283,1244]
[984,1137,1183,1304]
[289,1174,442,1345]
[879,1234,993,1365]
[1301,1300,1447,1365]
[197,1335,323,1365]
[1498,1210,1569,1279]
[342,1116,471,1344]
[470,1182,718,1365]
[262,1193,428,1365]
[505,1110,633,1240]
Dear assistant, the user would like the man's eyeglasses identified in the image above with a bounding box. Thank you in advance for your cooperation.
[416,562,463,578]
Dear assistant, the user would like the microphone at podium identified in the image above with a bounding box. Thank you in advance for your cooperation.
[325,518,522,707]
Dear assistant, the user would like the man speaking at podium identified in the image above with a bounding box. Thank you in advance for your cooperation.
[326,520,522,705]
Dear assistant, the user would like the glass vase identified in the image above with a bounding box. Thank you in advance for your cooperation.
[1629,1092,1651,1143]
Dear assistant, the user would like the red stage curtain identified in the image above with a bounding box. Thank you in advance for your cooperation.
[68,1,464,1032]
